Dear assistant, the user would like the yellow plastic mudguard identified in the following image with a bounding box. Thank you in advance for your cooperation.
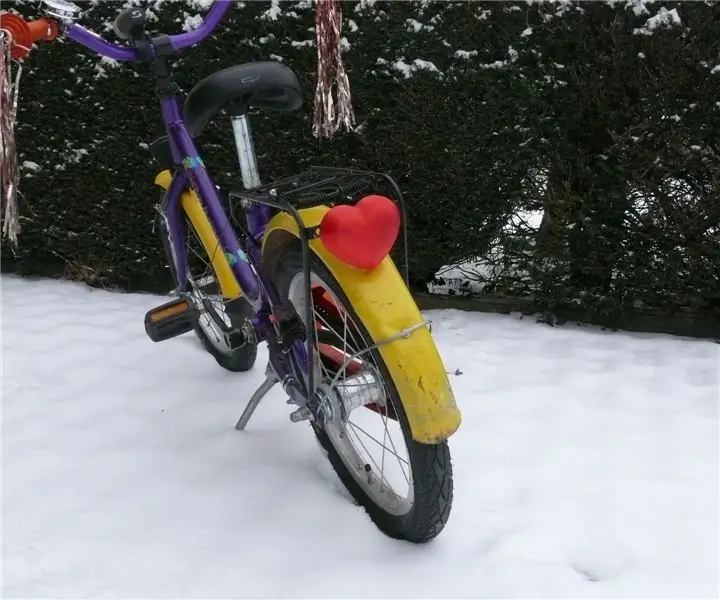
[154,170,241,300]
[262,206,461,444]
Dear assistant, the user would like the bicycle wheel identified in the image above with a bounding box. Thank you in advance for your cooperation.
[182,213,258,372]
[275,243,453,543]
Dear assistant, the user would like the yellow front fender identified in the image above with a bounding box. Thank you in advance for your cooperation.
[154,170,242,300]
[262,206,461,444]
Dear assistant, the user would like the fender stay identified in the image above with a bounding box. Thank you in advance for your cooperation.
[262,206,461,444]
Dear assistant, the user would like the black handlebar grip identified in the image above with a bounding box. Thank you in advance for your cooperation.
[113,7,147,41]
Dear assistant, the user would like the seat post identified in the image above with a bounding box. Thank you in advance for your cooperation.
[230,114,261,190]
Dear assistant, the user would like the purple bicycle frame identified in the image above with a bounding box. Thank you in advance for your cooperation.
[61,1,310,395]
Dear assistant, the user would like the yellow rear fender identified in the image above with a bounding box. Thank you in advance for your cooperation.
[154,170,242,300]
[262,206,461,444]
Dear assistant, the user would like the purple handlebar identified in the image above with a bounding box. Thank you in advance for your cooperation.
[168,0,235,51]
[64,25,137,61]
[63,0,234,62]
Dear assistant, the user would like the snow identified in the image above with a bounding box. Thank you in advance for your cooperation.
[411,59,440,74]
[455,50,479,60]
[628,0,651,17]
[633,7,681,35]
[405,18,434,33]
[20,161,41,172]
[2,275,718,598]
[181,12,204,32]
[480,46,520,70]
[187,0,215,10]
[391,59,442,79]
[261,0,282,21]
[406,18,425,32]
[354,0,378,14]
[645,7,682,29]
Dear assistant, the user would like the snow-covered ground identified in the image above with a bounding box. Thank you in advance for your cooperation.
[2,275,718,599]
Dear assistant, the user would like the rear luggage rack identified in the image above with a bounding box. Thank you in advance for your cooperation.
[228,166,409,283]
[228,166,410,406]
[231,166,398,211]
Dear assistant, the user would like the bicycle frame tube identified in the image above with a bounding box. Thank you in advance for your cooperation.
[159,97,310,393]
[159,98,265,311]
[60,1,268,306]
[60,0,312,394]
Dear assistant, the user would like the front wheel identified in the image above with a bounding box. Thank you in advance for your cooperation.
[181,212,258,373]
[275,244,453,543]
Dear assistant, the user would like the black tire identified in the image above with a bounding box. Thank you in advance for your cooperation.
[275,244,453,543]
[193,295,258,372]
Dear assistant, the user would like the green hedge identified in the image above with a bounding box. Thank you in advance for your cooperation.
[3,0,719,317]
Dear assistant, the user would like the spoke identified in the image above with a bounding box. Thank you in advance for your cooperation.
[190,200,235,269]
[379,384,410,485]
[346,423,395,491]
[340,305,349,381]
[185,220,234,349]
[347,421,410,467]
[313,315,330,382]
[383,411,411,486]
[312,293,378,374]
[380,418,388,490]
[315,310,361,349]
[187,223,220,286]
[314,300,368,377]
[188,241,212,272]
[315,297,364,359]
[307,279,412,508]
[307,286,339,385]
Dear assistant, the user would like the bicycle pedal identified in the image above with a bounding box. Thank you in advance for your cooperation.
[289,406,312,423]
[144,297,197,343]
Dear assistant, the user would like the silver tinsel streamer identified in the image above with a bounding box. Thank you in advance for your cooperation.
[0,29,22,247]
[313,0,355,138]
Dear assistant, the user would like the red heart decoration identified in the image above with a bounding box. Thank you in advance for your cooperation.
[319,195,401,270]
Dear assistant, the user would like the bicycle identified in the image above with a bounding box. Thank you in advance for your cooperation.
[0,0,462,543]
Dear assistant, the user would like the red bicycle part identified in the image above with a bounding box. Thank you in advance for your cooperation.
[318,194,401,271]
[0,13,59,60]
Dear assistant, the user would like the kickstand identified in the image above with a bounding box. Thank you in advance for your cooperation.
[235,364,279,431]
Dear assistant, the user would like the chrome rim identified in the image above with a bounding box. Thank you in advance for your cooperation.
[288,272,414,516]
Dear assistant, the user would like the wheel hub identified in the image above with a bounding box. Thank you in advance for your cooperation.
[315,368,386,426]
